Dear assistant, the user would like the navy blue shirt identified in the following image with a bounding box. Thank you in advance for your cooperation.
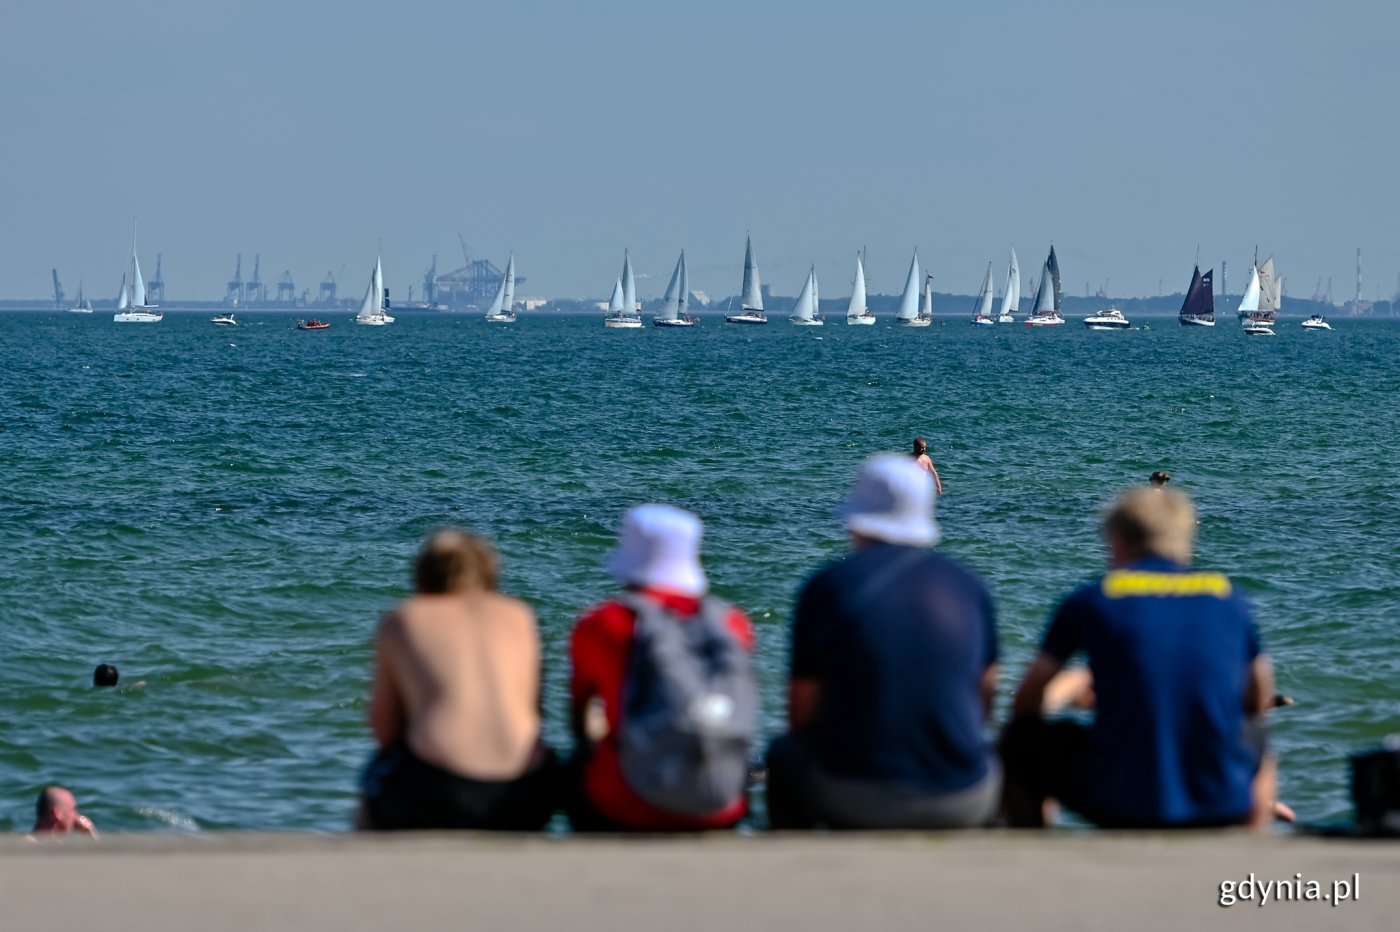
[1042,557,1262,825]
[791,543,999,793]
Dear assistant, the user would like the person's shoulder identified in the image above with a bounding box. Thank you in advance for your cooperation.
[572,598,635,640]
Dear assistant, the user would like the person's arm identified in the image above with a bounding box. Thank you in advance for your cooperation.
[787,573,829,733]
[1011,653,1066,718]
[931,464,943,496]
[368,615,406,748]
[1242,654,1274,716]
[980,663,1000,720]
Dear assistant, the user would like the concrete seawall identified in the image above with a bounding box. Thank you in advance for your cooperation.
[3,833,1396,931]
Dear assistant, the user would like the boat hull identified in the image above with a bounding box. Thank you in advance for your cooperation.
[846,316,876,326]
[1085,322,1131,330]
[1244,325,1276,336]
[788,318,824,326]
[725,314,768,325]
[67,308,93,314]
[1024,315,1065,327]
[895,318,931,327]
[604,317,643,328]
[1179,316,1215,327]
[996,315,1015,324]
[1301,319,1331,331]
[971,317,995,327]
[653,318,697,327]
[211,319,237,326]
[114,310,162,323]
[356,316,394,326]
[484,313,516,323]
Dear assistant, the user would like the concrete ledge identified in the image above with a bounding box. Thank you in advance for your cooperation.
[3,832,1396,931]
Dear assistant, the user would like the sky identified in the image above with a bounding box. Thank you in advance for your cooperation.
[3,0,1398,303]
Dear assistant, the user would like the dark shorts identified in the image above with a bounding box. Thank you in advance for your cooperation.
[999,716,1268,829]
[362,741,561,832]
[764,733,1001,830]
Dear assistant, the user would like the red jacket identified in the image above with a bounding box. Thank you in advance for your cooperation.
[570,587,755,829]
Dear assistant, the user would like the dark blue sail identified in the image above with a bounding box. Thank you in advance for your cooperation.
[1178,266,1215,325]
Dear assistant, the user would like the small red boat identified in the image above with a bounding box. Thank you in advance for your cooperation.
[297,319,331,330]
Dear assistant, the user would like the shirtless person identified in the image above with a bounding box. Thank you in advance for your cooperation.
[913,437,944,495]
[30,786,97,839]
[361,529,559,830]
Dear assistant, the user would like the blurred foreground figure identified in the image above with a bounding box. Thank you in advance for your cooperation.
[1003,487,1279,829]
[569,504,757,831]
[360,529,560,831]
[31,786,97,838]
[767,453,1001,829]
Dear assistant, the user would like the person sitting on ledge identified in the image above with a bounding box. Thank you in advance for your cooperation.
[568,504,757,832]
[30,786,97,839]
[1001,486,1278,830]
[360,529,560,831]
[766,453,1001,829]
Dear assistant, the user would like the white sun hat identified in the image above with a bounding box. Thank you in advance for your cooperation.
[837,453,941,546]
[604,504,708,597]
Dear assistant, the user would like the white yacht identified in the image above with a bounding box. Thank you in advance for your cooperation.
[1084,308,1131,330]
[1243,319,1276,336]
[893,252,929,327]
[604,250,643,328]
[211,313,237,326]
[354,257,395,325]
[970,262,995,325]
[788,266,824,326]
[1301,314,1331,331]
[1023,247,1065,326]
[997,249,1019,323]
[845,253,875,325]
[484,254,517,322]
[653,251,698,327]
[113,223,163,323]
[725,236,768,324]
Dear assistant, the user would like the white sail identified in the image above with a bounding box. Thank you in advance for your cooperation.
[791,268,816,321]
[1258,256,1279,312]
[740,236,763,310]
[1032,260,1055,314]
[895,252,921,320]
[922,274,934,318]
[846,254,868,319]
[658,252,684,321]
[607,277,625,312]
[357,258,383,319]
[678,251,689,318]
[485,268,507,316]
[116,274,128,310]
[1237,266,1261,313]
[502,253,515,312]
[999,249,1020,318]
[131,251,147,307]
[812,268,819,316]
[975,262,995,317]
[622,250,638,313]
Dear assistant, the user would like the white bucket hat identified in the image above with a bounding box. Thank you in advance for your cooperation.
[604,504,708,597]
[838,453,941,546]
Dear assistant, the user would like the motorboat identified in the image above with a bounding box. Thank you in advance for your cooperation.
[1301,314,1331,331]
[1243,320,1276,336]
[297,319,330,330]
[1084,308,1131,330]
[211,313,237,326]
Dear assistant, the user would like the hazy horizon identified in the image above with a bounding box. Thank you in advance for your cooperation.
[4,1,1398,304]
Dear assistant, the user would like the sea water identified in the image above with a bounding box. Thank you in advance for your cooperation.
[1,311,1397,831]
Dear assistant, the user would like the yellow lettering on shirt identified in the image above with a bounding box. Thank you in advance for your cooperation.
[1101,570,1232,599]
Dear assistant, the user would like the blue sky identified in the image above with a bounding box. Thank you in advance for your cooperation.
[3,0,1397,302]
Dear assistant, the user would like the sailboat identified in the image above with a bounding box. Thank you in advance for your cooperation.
[1238,255,1280,325]
[484,254,517,322]
[914,273,935,326]
[66,281,93,314]
[1024,247,1065,326]
[997,249,1019,323]
[845,253,875,325]
[893,252,928,327]
[604,250,643,328]
[1177,265,1216,327]
[654,251,698,327]
[785,265,822,326]
[113,223,163,323]
[970,262,996,325]
[725,236,768,324]
[354,256,395,325]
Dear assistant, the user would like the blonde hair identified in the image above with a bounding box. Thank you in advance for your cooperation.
[413,529,499,594]
[1104,487,1196,564]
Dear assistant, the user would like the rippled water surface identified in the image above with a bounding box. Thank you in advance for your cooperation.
[1,310,1397,830]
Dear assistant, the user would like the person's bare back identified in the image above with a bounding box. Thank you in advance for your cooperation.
[372,590,542,781]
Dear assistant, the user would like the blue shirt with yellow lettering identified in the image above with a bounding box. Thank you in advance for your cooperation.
[1042,556,1262,825]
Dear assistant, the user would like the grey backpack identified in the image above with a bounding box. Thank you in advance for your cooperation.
[615,592,759,816]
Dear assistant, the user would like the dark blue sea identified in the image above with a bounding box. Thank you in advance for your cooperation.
[1,309,1397,831]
